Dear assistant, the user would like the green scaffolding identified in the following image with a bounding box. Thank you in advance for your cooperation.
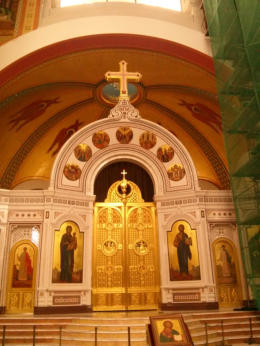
[203,0,260,309]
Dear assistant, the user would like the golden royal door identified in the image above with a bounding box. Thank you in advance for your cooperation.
[92,174,160,311]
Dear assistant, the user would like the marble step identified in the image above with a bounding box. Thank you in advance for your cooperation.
[225,338,260,345]
[185,311,260,321]
[0,317,149,325]
[0,341,149,346]
[0,324,146,331]
[194,316,260,324]
[71,318,149,325]
[188,321,260,332]
[63,324,145,331]
[193,336,260,346]
[0,318,73,324]
[0,324,62,330]
[0,335,148,344]
[191,329,260,339]
[0,318,149,345]
[0,330,147,339]
[182,311,260,346]
[204,322,260,330]
[1,310,259,346]
[1,331,145,338]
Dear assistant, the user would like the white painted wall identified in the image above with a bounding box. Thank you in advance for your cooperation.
[0,3,211,70]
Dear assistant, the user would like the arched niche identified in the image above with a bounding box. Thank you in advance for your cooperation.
[6,239,38,313]
[212,237,243,308]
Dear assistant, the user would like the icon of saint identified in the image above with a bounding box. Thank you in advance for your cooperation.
[17,247,33,281]
[173,224,192,276]
[218,245,232,278]
[60,225,77,282]
[160,320,181,342]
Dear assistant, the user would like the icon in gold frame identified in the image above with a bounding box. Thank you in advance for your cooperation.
[149,314,193,345]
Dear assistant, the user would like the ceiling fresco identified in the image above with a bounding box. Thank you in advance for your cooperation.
[0,35,229,190]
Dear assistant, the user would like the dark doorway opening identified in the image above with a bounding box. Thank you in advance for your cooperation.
[94,161,154,202]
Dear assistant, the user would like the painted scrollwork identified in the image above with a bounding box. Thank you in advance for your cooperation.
[108,99,140,120]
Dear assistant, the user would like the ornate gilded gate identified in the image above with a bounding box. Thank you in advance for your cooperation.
[92,172,160,311]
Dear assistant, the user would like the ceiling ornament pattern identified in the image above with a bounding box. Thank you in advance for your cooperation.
[145,99,230,189]
[8,97,60,132]
[179,99,222,134]
[0,98,94,189]
[0,38,228,190]
[0,34,215,87]
[48,120,84,157]
[0,82,96,109]
[0,92,228,189]
[146,84,218,103]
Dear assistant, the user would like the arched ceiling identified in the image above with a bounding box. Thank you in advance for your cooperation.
[0,34,229,190]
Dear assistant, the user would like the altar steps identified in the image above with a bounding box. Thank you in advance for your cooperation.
[184,311,260,345]
[0,311,259,345]
[0,316,149,345]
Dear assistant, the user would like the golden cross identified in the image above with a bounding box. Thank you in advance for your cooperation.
[120,169,128,195]
[105,60,142,100]
[121,169,127,180]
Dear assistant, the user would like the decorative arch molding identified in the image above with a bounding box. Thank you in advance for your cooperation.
[0,33,214,88]
[51,212,90,233]
[163,213,199,232]
[209,223,237,245]
[9,224,41,249]
[212,236,236,251]
[50,116,200,197]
